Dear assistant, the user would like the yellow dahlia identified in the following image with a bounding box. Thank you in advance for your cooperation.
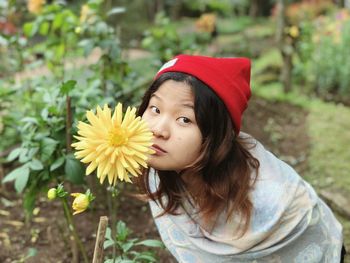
[71,193,90,215]
[27,0,45,14]
[71,103,154,186]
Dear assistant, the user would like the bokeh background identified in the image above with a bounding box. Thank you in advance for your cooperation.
[1,0,350,262]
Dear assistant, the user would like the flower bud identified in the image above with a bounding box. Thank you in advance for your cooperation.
[47,188,57,200]
[71,193,90,215]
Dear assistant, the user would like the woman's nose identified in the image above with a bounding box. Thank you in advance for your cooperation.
[151,119,170,139]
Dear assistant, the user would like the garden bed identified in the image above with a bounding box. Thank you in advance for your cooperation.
[0,96,312,262]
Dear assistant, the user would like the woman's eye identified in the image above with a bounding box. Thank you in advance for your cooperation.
[178,117,191,124]
[150,106,160,114]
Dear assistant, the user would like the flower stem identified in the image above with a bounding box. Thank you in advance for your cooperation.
[61,198,89,263]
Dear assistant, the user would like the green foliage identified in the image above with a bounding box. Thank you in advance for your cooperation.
[1,0,148,220]
[76,0,141,104]
[22,2,79,77]
[182,0,247,17]
[104,220,164,262]
[217,16,254,34]
[295,9,350,96]
[252,48,282,85]
[1,79,87,218]
[141,12,201,65]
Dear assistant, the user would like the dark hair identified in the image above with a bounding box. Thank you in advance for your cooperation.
[136,72,259,234]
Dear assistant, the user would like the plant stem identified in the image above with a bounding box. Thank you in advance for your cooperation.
[106,188,117,260]
[66,95,72,152]
[61,198,89,263]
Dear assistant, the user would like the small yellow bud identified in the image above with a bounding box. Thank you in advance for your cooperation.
[289,26,299,38]
[47,188,57,200]
[75,27,82,34]
[71,193,90,215]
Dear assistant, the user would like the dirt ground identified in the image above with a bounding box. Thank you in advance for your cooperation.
[0,96,311,262]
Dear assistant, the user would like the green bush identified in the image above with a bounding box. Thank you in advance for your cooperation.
[295,9,350,96]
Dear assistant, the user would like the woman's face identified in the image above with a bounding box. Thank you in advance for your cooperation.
[142,80,203,172]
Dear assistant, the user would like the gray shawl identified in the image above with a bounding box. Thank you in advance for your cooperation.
[149,135,343,262]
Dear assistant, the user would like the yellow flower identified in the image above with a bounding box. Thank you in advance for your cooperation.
[71,103,154,186]
[71,193,89,215]
[80,4,91,23]
[289,26,299,38]
[196,13,217,33]
[47,188,57,200]
[27,0,45,14]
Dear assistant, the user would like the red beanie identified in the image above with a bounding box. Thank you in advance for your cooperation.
[155,54,251,133]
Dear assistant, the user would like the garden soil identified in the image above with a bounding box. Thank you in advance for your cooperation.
[0,96,311,262]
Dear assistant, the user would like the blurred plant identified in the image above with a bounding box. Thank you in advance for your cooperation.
[27,0,45,15]
[0,0,28,76]
[11,247,37,263]
[76,0,140,101]
[142,12,200,65]
[23,1,79,79]
[182,0,236,17]
[195,13,217,38]
[295,8,350,96]
[104,220,164,263]
[285,0,334,25]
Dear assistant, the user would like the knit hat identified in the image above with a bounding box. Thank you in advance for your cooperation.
[155,54,251,133]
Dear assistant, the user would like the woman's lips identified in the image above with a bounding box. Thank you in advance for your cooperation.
[151,144,167,155]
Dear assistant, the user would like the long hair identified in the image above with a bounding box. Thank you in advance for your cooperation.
[136,72,260,234]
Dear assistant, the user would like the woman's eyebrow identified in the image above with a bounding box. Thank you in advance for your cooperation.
[150,93,162,101]
[179,103,194,109]
[151,93,194,109]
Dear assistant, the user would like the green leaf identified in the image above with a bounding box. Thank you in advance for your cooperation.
[121,241,135,253]
[15,167,30,193]
[78,39,95,56]
[107,7,126,17]
[60,80,77,95]
[27,147,39,160]
[23,22,37,37]
[2,165,30,193]
[103,239,114,249]
[7,148,22,162]
[0,35,8,46]
[39,22,50,35]
[40,137,58,162]
[25,248,37,259]
[50,156,65,171]
[64,154,84,184]
[2,165,29,183]
[105,227,113,241]
[134,253,157,262]
[19,148,29,163]
[136,239,164,248]
[116,221,130,242]
[23,185,38,217]
[29,159,44,171]
[54,43,65,60]
[21,117,39,125]
[52,13,64,31]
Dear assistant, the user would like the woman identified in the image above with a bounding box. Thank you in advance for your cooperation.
[136,54,345,262]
